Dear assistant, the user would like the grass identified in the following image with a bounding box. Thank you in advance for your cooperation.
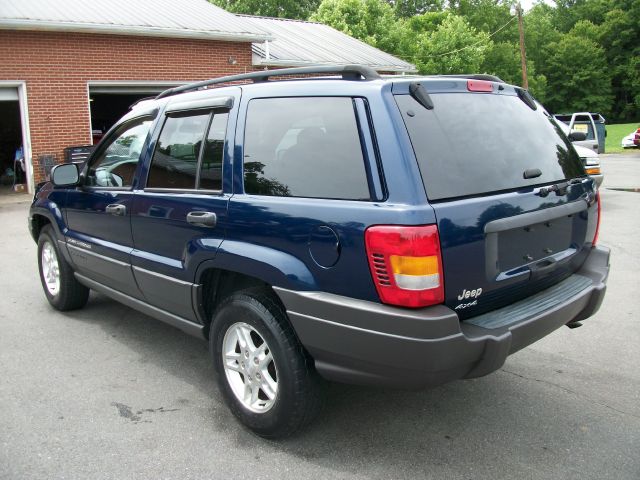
[605,122,639,153]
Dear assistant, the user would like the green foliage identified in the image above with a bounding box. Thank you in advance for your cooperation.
[449,0,517,44]
[211,0,638,121]
[543,33,613,113]
[413,15,490,74]
[310,0,402,52]
[210,0,320,19]
[386,0,444,17]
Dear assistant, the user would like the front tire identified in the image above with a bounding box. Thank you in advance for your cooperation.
[37,225,89,311]
[210,289,324,438]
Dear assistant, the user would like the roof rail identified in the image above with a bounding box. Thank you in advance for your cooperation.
[156,65,381,100]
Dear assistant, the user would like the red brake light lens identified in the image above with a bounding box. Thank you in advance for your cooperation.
[593,190,601,246]
[467,80,493,92]
[365,225,444,308]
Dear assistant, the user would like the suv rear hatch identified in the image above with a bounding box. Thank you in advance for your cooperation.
[393,79,600,319]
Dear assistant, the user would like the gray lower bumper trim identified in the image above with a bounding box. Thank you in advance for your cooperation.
[75,273,205,339]
[275,246,610,389]
[465,274,593,329]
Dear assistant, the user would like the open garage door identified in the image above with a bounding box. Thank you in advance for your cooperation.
[89,83,182,144]
[0,86,28,196]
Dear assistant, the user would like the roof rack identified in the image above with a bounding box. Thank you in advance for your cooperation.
[156,65,381,100]
[430,74,505,83]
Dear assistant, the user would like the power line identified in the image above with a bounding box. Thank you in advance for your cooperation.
[432,15,518,57]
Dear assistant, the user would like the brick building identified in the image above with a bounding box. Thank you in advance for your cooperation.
[0,0,414,195]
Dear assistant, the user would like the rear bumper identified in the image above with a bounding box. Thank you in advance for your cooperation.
[275,246,610,389]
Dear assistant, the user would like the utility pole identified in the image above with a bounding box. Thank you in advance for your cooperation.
[517,2,529,90]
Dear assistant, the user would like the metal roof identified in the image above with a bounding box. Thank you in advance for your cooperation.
[0,0,270,42]
[240,16,416,73]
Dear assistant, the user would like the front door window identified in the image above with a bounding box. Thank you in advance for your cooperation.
[87,117,153,188]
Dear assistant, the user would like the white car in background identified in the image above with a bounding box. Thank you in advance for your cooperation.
[621,127,639,148]
[556,121,603,186]
[574,144,603,186]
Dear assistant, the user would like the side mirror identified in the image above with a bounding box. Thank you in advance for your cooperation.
[568,130,587,141]
[51,163,79,187]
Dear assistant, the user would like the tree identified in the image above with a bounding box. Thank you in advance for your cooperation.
[479,41,547,100]
[543,33,612,114]
[597,3,640,119]
[210,0,320,20]
[310,0,403,53]
[385,0,444,17]
[449,0,517,44]
[413,15,490,74]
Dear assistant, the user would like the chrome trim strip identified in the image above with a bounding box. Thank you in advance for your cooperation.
[142,188,223,194]
[132,265,194,287]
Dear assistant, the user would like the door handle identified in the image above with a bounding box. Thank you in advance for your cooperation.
[186,211,217,228]
[105,204,126,216]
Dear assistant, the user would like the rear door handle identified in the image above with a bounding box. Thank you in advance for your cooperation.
[186,211,217,228]
[105,204,126,216]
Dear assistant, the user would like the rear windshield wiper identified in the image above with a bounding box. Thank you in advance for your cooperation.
[409,82,434,110]
[536,178,584,197]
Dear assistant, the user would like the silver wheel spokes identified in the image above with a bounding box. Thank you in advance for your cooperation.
[41,241,60,296]
[223,322,278,413]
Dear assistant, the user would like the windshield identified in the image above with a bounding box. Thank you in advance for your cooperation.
[395,92,585,201]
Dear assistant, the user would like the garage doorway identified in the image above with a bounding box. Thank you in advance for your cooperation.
[88,83,183,144]
[0,83,31,196]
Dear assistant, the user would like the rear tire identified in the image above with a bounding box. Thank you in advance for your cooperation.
[37,225,89,311]
[210,288,324,438]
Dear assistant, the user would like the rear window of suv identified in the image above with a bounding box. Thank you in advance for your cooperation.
[395,92,585,201]
[243,97,371,200]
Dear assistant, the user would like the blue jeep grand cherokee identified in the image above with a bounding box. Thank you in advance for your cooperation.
[29,66,609,438]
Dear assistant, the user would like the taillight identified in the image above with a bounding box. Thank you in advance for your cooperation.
[593,191,601,246]
[365,225,444,308]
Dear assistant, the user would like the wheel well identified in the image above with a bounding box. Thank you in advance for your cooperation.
[31,214,51,241]
[199,269,283,338]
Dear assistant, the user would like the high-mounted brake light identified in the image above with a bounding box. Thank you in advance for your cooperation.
[593,190,601,246]
[467,80,493,92]
[365,225,444,308]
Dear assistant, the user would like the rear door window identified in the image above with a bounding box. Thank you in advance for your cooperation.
[147,113,209,189]
[243,97,371,200]
[199,112,228,191]
[147,111,228,190]
[395,93,585,201]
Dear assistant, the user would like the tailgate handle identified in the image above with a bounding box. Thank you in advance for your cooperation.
[186,211,217,228]
[529,258,557,280]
